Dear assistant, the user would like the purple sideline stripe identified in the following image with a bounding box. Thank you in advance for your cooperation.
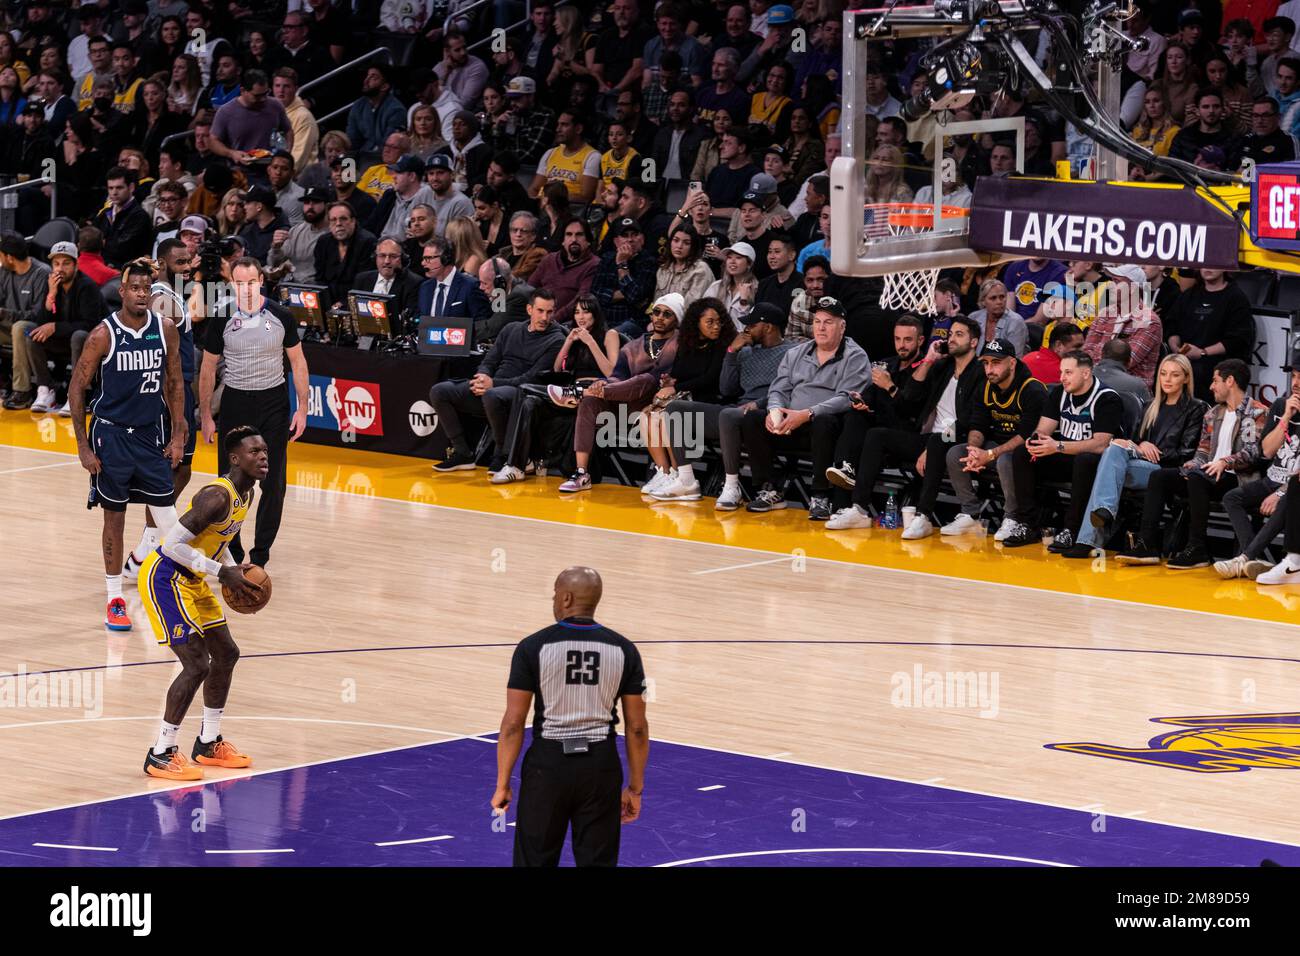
[1,736,1296,867]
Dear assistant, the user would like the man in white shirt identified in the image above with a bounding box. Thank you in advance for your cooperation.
[183,6,228,86]
[67,5,109,82]
[1124,4,1166,82]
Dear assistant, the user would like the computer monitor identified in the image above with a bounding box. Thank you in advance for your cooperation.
[347,290,396,337]
[279,282,330,331]
[416,315,474,357]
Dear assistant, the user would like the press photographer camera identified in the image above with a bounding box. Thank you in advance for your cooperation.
[195,232,240,284]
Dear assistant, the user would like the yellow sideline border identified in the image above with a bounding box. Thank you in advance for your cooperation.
[3,409,1296,626]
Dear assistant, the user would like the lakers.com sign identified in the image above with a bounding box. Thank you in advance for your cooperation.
[970,177,1240,269]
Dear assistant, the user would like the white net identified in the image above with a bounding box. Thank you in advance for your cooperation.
[865,203,968,315]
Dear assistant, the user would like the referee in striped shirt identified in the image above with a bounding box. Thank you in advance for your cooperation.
[197,256,310,567]
[492,567,649,867]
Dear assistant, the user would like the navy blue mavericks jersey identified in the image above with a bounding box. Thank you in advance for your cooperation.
[91,310,170,427]
[151,280,194,382]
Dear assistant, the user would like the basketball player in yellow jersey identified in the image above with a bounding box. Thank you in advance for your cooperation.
[529,112,600,205]
[138,425,266,780]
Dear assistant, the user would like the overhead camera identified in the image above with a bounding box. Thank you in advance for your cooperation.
[901,40,1012,121]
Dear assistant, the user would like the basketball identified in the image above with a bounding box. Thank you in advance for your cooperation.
[222,565,271,614]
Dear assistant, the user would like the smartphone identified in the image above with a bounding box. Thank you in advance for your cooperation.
[935,340,949,355]
[688,181,703,193]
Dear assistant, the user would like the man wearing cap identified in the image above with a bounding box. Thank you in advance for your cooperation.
[266,150,305,228]
[727,171,790,243]
[486,77,556,167]
[592,217,658,336]
[737,296,870,516]
[607,179,675,255]
[269,187,331,282]
[272,68,319,177]
[529,219,600,324]
[532,112,602,207]
[437,111,491,193]
[435,30,489,107]
[738,4,798,84]
[705,130,760,220]
[8,242,103,414]
[1169,89,1241,166]
[346,64,407,161]
[728,193,778,280]
[931,338,1049,542]
[369,155,436,243]
[236,184,289,265]
[210,69,294,184]
[1083,264,1163,387]
[425,154,475,239]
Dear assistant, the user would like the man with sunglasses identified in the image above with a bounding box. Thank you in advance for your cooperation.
[209,69,293,186]
[738,297,870,516]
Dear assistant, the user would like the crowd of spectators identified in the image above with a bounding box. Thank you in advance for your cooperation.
[0,0,1297,584]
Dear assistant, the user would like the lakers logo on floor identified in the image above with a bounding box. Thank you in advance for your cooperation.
[1046,712,1300,772]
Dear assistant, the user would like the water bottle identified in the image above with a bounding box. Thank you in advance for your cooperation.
[269,129,287,153]
[884,492,899,530]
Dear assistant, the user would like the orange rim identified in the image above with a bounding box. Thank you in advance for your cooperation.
[883,203,970,229]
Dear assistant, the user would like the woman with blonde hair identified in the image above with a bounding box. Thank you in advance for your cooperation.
[408,104,447,162]
[216,188,247,237]
[1129,86,1180,156]
[1070,353,1207,554]
[167,54,205,116]
[547,6,591,89]
[296,129,351,189]
[446,216,489,276]
[704,243,758,328]
[863,144,913,205]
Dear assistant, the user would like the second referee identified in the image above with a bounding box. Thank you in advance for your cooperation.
[492,567,649,867]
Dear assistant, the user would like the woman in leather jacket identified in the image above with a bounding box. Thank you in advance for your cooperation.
[1074,353,1207,550]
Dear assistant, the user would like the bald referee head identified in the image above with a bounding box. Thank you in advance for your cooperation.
[494,567,649,867]
[553,566,602,620]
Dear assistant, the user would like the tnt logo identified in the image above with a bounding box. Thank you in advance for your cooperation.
[447,328,466,346]
[300,291,318,309]
[337,382,382,435]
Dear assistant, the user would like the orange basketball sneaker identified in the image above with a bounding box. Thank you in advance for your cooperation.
[144,746,203,780]
[192,736,252,768]
[105,598,132,631]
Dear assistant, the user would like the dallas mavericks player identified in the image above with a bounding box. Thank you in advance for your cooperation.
[124,239,198,581]
[69,259,187,631]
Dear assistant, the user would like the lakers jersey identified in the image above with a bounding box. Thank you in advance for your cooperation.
[542,145,598,200]
[185,477,250,575]
[600,147,639,188]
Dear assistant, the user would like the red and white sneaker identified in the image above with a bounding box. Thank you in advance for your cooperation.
[105,598,132,631]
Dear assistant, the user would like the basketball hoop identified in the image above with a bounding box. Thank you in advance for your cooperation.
[867,203,971,315]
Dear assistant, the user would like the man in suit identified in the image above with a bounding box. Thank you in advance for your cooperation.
[313,202,378,307]
[352,238,425,330]
[475,256,534,344]
[652,89,708,198]
[417,236,491,322]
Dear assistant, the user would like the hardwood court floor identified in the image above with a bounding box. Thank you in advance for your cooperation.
[2,409,1299,855]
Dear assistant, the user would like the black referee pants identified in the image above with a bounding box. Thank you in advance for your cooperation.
[514,737,623,867]
[218,384,290,567]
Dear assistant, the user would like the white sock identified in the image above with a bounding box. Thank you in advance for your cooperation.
[105,574,123,600]
[677,466,695,482]
[153,720,180,755]
[133,527,161,563]
[724,474,740,488]
[200,707,224,743]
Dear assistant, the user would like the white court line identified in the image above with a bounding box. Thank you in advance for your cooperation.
[654,847,1074,868]
[0,719,498,823]
[206,848,294,855]
[691,556,794,575]
[374,835,454,847]
[32,842,118,852]
[10,445,1296,629]
[0,460,80,476]
[765,752,792,759]
[919,777,945,785]
[697,784,726,792]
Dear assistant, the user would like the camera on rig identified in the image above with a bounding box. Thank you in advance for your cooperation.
[901,39,1012,120]
[195,232,240,281]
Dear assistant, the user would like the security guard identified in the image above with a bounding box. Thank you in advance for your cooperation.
[492,567,649,867]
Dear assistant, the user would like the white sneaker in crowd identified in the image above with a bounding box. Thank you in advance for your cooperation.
[825,505,873,530]
[57,399,72,417]
[490,465,527,484]
[30,386,58,413]
[1256,557,1300,586]
[652,473,701,501]
[715,482,744,511]
[901,514,935,540]
[993,519,1022,543]
[641,467,672,496]
[940,513,981,536]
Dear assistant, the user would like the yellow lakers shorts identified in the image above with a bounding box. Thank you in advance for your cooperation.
[139,551,227,646]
